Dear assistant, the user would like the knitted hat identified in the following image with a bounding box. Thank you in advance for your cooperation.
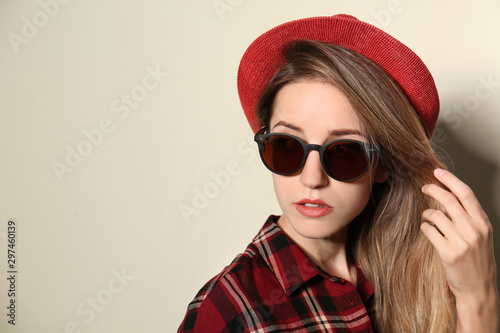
[237,14,439,137]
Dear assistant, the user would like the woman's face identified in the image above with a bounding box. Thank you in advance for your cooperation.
[270,80,384,242]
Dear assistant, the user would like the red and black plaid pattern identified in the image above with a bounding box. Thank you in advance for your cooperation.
[178,215,376,332]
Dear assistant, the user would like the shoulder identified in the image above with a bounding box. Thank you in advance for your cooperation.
[192,245,260,308]
[177,245,268,332]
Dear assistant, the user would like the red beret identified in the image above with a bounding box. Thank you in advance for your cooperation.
[237,15,439,137]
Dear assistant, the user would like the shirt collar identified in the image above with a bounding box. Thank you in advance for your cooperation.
[252,215,320,295]
[355,262,375,306]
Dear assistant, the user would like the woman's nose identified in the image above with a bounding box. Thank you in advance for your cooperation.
[299,150,329,188]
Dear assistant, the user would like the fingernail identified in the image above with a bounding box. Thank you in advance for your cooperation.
[421,184,428,191]
[434,168,445,177]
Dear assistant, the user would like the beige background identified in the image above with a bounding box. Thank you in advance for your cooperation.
[0,0,499,332]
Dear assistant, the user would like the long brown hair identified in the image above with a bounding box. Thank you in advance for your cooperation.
[256,40,455,332]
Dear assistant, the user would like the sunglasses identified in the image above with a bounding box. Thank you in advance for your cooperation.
[254,127,378,182]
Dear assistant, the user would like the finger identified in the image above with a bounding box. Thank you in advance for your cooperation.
[422,208,458,240]
[420,221,451,258]
[422,192,493,267]
[432,168,488,222]
[420,221,472,268]
[421,183,469,226]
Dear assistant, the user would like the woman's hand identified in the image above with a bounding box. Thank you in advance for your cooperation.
[420,168,499,332]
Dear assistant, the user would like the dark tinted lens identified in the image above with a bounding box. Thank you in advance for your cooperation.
[323,141,369,180]
[261,135,304,174]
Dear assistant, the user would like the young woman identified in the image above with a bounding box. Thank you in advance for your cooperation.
[178,15,498,332]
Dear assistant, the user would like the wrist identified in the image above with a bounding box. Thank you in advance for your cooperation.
[455,285,499,333]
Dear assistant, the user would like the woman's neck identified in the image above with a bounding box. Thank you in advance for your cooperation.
[277,215,357,286]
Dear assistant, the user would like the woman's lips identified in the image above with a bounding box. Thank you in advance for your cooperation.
[294,199,333,218]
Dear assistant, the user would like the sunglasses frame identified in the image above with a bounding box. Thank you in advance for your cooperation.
[254,127,378,182]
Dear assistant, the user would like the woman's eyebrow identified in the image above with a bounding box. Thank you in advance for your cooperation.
[272,120,303,132]
[328,129,363,137]
[272,121,364,137]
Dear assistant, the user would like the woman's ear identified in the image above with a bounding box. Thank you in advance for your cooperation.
[374,166,389,183]
[371,156,389,183]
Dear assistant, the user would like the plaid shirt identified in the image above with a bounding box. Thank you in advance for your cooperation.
[178,215,376,332]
